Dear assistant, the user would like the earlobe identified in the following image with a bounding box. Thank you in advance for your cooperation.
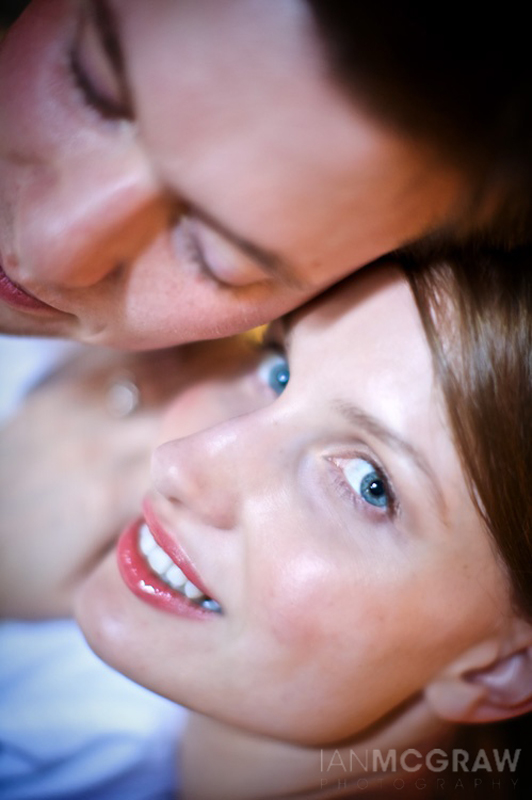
[425,623,532,724]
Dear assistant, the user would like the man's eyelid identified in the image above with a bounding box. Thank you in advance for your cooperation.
[187,206,308,291]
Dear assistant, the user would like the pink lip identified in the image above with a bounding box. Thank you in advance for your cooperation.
[116,503,218,619]
[142,498,213,597]
[0,263,58,312]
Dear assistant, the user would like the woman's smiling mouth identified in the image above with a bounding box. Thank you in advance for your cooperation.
[137,522,221,612]
[116,505,222,617]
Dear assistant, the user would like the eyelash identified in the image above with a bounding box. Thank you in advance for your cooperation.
[328,457,398,521]
[69,49,123,120]
[68,6,132,122]
[255,346,290,398]
[261,322,286,353]
[180,218,221,285]
[259,333,397,521]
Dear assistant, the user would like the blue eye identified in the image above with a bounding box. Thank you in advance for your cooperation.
[344,458,389,508]
[257,351,290,396]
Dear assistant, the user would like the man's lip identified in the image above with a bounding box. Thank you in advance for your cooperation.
[0,262,59,313]
[141,498,213,598]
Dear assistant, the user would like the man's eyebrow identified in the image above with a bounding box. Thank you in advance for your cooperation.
[334,400,446,513]
[190,203,309,291]
[91,0,127,79]
[90,0,120,67]
[89,3,308,292]
[88,0,134,116]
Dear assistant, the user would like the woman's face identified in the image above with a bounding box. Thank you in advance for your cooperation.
[75,265,511,745]
[0,0,464,348]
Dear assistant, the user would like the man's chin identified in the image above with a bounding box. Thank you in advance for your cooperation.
[0,303,76,339]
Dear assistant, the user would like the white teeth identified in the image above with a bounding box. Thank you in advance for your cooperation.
[147,547,173,574]
[184,580,204,600]
[137,524,221,612]
[201,599,222,613]
[139,523,156,556]
[164,563,187,590]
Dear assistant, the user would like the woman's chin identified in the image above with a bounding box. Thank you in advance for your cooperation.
[71,546,223,710]
[71,549,178,691]
[72,544,411,748]
[72,550,138,675]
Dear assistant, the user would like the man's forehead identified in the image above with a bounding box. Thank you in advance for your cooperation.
[118,0,467,291]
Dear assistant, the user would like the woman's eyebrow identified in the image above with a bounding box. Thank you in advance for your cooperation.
[189,204,309,291]
[261,316,293,353]
[333,399,446,513]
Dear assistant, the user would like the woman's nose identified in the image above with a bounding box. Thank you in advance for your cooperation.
[18,143,169,289]
[151,420,251,531]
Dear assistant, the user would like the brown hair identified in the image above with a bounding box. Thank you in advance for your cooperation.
[402,245,532,619]
[307,2,532,247]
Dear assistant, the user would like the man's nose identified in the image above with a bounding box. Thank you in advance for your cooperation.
[18,144,170,289]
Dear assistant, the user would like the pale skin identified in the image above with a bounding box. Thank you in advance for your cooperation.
[0,0,464,348]
[0,336,263,617]
[2,265,531,798]
[1,4,529,796]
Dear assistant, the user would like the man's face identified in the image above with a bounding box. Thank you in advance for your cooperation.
[0,0,463,348]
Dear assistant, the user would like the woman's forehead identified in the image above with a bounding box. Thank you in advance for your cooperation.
[282,267,463,495]
[286,264,418,342]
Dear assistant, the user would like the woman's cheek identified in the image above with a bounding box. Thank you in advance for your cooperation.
[155,369,274,447]
[155,382,215,446]
[252,545,345,654]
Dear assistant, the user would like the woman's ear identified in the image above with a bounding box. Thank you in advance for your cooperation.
[425,619,532,724]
